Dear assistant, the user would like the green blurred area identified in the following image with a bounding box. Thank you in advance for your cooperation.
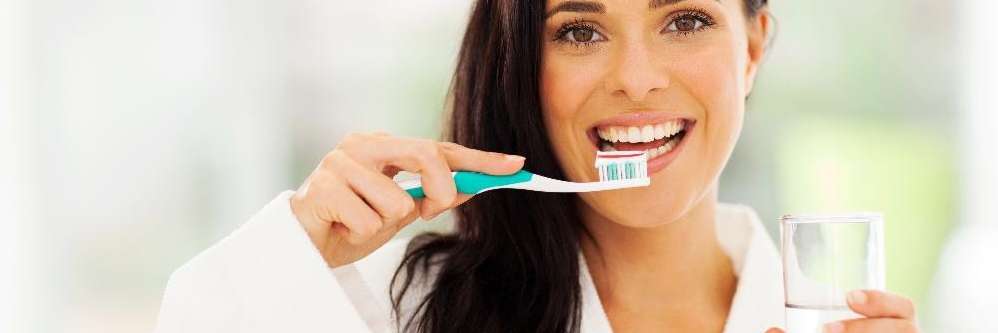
[721,0,958,315]
[775,116,955,308]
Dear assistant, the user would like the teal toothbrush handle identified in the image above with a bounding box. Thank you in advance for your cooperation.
[405,170,534,198]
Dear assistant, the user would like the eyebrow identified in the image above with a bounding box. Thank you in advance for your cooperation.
[545,1,605,18]
[546,0,720,18]
[649,0,688,9]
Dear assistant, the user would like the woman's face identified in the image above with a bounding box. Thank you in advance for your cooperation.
[540,0,767,227]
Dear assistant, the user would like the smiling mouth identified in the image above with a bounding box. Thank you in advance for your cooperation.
[590,118,693,159]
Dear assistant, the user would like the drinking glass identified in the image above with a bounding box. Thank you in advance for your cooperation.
[781,213,885,333]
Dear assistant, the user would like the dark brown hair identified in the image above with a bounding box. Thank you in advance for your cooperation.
[391,1,768,332]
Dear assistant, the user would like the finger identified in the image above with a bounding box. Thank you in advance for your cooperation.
[437,142,525,175]
[423,193,475,221]
[847,290,916,320]
[348,138,456,219]
[765,328,784,333]
[333,153,417,227]
[343,135,524,176]
[395,140,456,219]
[452,193,474,207]
[396,206,422,229]
[324,182,383,244]
[825,318,918,333]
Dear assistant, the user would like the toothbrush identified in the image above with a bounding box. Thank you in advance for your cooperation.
[399,151,650,198]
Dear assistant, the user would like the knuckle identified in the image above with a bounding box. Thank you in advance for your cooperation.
[310,172,342,194]
[424,186,457,206]
[361,218,383,237]
[443,186,458,200]
[340,132,366,146]
[346,221,378,244]
[320,149,346,169]
[396,198,417,219]
[414,141,443,162]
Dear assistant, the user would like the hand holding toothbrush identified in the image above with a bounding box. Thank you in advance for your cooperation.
[290,133,526,268]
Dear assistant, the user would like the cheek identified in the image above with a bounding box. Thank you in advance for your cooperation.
[540,51,609,180]
[540,56,605,123]
[667,39,745,152]
[669,44,741,115]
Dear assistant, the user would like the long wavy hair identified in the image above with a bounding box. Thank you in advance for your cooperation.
[390,1,769,332]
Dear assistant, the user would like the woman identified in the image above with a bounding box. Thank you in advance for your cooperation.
[156,0,919,332]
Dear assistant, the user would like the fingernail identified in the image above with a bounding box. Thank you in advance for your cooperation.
[505,154,525,162]
[848,290,867,305]
[823,322,844,333]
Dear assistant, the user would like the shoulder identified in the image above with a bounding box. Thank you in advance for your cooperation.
[715,203,771,247]
[716,203,763,226]
[714,203,764,249]
[714,203,778,272]
[714,203,785,330]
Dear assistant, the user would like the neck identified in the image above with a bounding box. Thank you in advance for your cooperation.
[578,187,737,331]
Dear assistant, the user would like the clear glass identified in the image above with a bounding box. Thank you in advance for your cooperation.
[781,213,885,333]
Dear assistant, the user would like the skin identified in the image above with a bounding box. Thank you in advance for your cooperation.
[290,0,920,332]
[539,0,754,331]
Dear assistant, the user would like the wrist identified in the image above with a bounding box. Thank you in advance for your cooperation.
[289,192,329,251]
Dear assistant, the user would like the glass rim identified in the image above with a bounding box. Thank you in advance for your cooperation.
[780,212,883,224]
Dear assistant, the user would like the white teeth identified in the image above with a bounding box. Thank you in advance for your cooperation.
[653,124,666,140]
[644,137,679,158]
[596,119,686,143]
[641,125,654,142]
[626,127,640,143]
[667,121,683,136]
[663,139,676,151]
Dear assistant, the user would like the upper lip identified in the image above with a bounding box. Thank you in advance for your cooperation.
[589,111,692,129]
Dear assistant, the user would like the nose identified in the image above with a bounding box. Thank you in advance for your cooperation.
[604,43,670,102]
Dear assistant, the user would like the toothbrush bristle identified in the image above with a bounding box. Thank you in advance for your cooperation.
[595,151,648,181]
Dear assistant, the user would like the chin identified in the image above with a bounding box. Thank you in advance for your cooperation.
[578,173,709,228]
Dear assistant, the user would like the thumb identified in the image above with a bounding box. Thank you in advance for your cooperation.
[438,142,525,175]
[765,328,784,333]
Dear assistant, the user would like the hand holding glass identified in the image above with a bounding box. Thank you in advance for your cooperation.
[781,213,885,333]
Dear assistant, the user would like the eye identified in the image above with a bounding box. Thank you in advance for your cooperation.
[664,11,714,34]
[569,28,598,43]
[670,17,703,32]
[555,23,606,44]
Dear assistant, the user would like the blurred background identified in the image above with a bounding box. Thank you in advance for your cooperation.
[2,0,996,332]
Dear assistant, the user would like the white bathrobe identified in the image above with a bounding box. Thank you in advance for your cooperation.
[155,191,784,332]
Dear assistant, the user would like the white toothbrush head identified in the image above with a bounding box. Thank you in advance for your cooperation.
[594,151,648,182]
